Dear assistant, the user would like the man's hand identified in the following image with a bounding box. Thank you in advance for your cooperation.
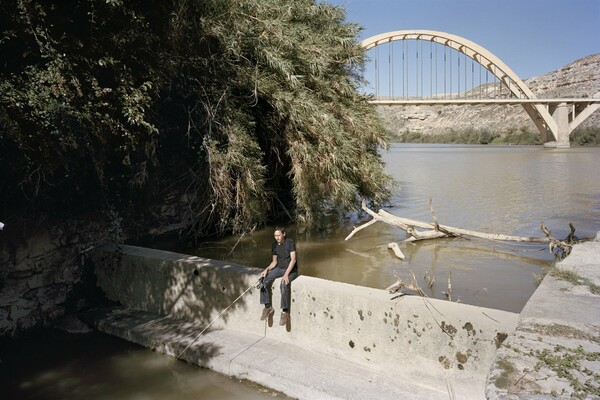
[260,268,269,278]
[282,273,290,285]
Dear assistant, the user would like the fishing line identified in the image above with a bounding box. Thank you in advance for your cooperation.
[176,278,260,359]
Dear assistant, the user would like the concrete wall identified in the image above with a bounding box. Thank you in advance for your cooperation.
[91,244,518,391]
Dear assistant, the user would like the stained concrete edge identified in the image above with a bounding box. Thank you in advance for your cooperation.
[87,242,517,399]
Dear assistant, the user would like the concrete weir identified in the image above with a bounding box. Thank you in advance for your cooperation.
[86,244,522,399]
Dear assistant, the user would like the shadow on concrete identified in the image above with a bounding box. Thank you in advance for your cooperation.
[81,245,265,366]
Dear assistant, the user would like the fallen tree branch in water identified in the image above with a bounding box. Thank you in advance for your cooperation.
[386,271,426,296]
[344,218,378,241]
[386,270,461,304]
[540,222,574,260]
[346,199,577,260]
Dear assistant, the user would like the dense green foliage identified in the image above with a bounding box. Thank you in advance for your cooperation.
[394,125,600,146]
[395,128,499,145]
[0,0,391,236]
[571,126,600,146]
[491,127,542,145]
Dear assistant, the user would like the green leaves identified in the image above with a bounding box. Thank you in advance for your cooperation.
[1,0,392,236]
[119,81,158,138]
[194,0,391,227]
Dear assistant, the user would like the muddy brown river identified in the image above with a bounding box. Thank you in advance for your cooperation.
[188,144,600,313]
[4,144,598,399]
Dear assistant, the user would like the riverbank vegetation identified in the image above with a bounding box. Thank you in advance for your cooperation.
[571,126,600,146]
[392,126,600,146]
[0,0,392,239]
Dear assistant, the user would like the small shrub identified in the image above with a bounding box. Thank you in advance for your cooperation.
[571,127,600,146]
[393,128,499,145]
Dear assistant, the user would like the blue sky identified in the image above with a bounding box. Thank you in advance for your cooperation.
[326,0,600,80]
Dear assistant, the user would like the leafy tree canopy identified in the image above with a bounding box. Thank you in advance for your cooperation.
[0,0,391,237]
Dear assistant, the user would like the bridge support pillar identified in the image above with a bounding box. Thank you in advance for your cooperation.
[551,103,571,148]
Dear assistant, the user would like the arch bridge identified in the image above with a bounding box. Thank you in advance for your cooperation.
[361,30,600,148]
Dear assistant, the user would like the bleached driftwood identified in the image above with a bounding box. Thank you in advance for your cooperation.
[344,218,378,241]
[346,198,575,259]
[385,271,425,296]
[387,242,405,259]
[541,222,574,259]
[348,199,551,244]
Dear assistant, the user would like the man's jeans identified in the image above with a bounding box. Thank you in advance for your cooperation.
[260,268,298,310]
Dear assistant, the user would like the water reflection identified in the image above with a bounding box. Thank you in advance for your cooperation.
[166,145,600,314]
[0,329,288,400]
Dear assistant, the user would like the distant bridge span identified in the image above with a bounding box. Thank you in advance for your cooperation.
[361,30,600,148]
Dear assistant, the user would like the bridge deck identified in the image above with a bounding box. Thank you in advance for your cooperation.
[370,98,600,106]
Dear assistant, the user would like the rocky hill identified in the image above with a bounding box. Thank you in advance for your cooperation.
[376,53,600,137]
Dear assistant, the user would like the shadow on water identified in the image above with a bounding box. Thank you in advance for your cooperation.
[0,328,287,400]
[0,244,291,400]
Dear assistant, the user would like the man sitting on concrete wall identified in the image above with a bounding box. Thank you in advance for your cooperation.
[259,227,299,326]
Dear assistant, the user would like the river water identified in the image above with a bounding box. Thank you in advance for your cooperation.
[190,144,600,314]
[0,329,290,400]
[5,144,598,399]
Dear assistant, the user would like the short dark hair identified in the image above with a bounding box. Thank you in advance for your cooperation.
[274,226,286,234]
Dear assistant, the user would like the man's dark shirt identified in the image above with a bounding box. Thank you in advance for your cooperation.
[272,238,298,272]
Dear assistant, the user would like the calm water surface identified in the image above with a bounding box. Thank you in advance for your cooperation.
[0,329,289,400]
[7,145,598,400]
[189,144,600,313]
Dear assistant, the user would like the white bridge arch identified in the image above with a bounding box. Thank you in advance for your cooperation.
[361,30,600,147]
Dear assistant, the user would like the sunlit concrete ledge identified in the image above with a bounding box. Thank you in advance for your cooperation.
[85,306,449,399]
[486,235,600,399]
[88,244,520,399]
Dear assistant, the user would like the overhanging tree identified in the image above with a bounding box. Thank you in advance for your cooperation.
[0,0,391,237]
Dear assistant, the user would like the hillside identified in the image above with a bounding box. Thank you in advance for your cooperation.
[376,53,600,137]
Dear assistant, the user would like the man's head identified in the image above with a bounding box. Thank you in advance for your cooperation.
[274,227,286,244]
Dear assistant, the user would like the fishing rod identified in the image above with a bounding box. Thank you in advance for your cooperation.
[176,277,263,359]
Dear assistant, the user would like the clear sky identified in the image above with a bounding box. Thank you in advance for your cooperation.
[325,0,600,80]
